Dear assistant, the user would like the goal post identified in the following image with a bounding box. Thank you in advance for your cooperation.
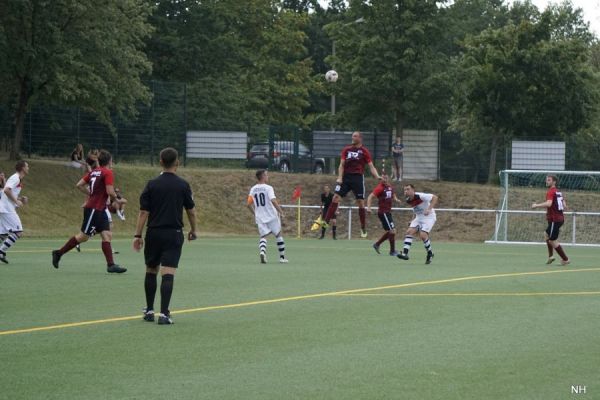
[487,170,600,247]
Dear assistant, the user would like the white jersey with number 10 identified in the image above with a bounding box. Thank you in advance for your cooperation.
[248,183,279,224]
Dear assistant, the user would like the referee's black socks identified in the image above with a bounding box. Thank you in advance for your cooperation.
[160,274,174,316]
[144,272,157,311]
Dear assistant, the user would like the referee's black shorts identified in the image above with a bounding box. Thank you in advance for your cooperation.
[545,220,564,241]
[335,173,365,200]
[378,212,395,231]
[144,228,185,268]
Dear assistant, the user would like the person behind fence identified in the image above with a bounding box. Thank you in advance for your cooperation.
[70,144,85,168]
[0,161,30,264]
[319,184,337,240]
[247,170,288,264]
[531,175,570,266]
[397,184,437,264]
[367,173,401,256]
[322,131,382,238]
[391,136,404,182]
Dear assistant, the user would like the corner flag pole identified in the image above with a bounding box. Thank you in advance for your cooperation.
[297,195,301,238]
[292,185,302,239]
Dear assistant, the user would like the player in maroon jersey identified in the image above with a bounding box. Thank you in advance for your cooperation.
[52,150,127,273]
[322,131,382,238]
[367,174,402,256]
[531,175,569,265]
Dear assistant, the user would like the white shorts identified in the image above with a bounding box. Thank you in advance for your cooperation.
[409,216,436,233]
[257,218,281,237]
[0,212,23,234]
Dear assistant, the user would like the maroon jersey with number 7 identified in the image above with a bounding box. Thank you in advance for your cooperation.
[83,167,114,211]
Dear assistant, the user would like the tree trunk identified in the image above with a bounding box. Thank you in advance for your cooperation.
[11,78,28,160]
[487,134,499,184]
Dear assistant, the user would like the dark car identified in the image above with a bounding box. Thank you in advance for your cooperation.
[246,141,325,174]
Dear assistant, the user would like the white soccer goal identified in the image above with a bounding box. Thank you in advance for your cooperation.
[487,170,600,247]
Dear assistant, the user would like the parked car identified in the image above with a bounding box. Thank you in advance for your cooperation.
[246,141,325,174]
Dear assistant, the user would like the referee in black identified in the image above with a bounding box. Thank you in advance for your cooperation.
[133,147,197,325]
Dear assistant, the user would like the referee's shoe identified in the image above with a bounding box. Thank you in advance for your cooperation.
[158,313,174,325]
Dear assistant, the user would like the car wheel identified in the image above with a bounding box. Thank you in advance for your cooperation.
[279,161,290,173]
[314,163,324,174]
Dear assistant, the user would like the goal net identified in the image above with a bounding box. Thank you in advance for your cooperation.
[487,170,600,247]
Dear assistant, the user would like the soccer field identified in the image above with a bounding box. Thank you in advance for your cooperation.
[1,238,598,399]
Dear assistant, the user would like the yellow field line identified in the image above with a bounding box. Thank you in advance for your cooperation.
[1,267,599,336]
[337,291,600,297]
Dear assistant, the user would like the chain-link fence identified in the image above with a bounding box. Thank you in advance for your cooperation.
[0,81,186,165]
[2,82,598,181]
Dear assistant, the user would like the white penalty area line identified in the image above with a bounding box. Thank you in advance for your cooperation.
[1,267,599,336]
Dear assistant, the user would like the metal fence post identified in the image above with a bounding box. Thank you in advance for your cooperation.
[150,80,155,166]
[347,207,352,240]
[183,82,187,167]
[572,212,576,245]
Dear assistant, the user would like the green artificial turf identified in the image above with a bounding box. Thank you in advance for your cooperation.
[1,238,598,399]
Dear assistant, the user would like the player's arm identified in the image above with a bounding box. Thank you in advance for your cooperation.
[367,162,382,180]
[366,192,376,213]
[271,198,285,218]
[247,195,256,217]
[531,199,552,209]
[132,210,149,251]
[424,194,438,216]
[75,178,90,195]
[336,159,345,183]
[3,186,22,207]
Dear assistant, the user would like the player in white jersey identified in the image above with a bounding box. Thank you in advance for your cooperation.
[247,170,288,264]
[397,184,438,264]
[0,161,30,263]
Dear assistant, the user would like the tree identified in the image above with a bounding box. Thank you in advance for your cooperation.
[0,0,153,159]
[324,0,450,135]
[451,2,598,182]
[146,0,314,132]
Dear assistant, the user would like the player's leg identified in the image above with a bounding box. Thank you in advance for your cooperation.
[52,209,95,268]
[324,192,343,224]
[98,212,126,273]
[548,222,569,265]
[544,225,556,264]
[420,231,434,264]
[385,213,397,255]
[0,213,23,263]
[331,218,337,239]
[257,222,269,263]
[398,223,418,260]
[156,229,184,324]
[373,213,391,254]
[419,218,435,264]
[352,175,368,237]
[271,219,287,263]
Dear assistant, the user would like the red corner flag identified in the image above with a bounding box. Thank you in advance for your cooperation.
[292,186,302,201]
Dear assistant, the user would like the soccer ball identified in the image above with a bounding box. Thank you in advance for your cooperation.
[325,70,338,83]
